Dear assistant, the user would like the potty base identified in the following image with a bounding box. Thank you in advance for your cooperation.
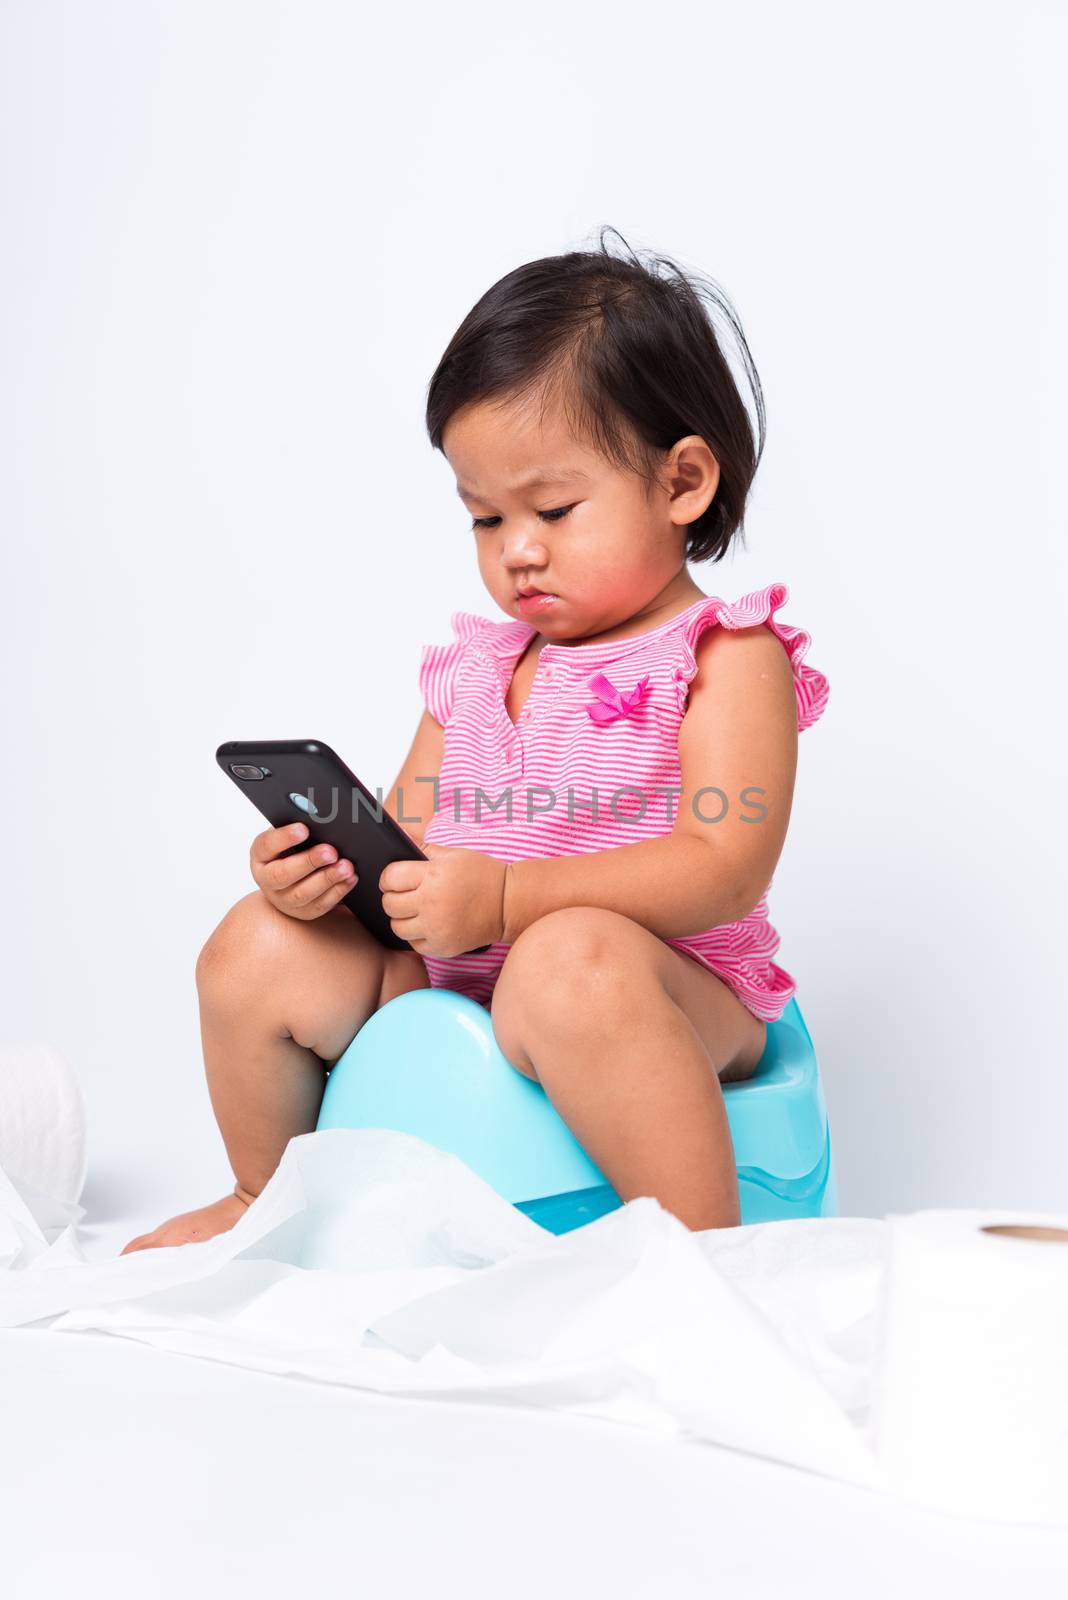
[517,1131,837,1234]
[515,1183,622,1234]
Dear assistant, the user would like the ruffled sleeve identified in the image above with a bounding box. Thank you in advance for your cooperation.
[418,611,496,726]
[672,582,830,731]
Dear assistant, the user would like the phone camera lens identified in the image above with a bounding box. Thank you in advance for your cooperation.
[230,764,269,781]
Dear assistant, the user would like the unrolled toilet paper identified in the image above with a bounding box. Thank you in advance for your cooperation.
[0,1041,88,1207]
[870,1207,1068,1527]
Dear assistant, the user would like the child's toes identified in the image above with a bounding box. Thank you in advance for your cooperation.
[120,1221,191,1254]
[119,1231,155,1255]
[118,1195,249,1256]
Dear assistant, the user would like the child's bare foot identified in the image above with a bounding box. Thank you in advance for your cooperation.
[120,1189,253,1255]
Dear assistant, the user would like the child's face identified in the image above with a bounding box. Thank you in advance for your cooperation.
[443,388,716,642]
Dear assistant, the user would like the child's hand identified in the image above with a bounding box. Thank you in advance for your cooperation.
[249,822,358,920]
[379,843,508,957]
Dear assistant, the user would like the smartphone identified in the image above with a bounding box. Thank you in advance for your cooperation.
[216,739,491,955]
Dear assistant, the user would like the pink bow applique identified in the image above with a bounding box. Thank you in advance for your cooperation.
[584,671,652,726]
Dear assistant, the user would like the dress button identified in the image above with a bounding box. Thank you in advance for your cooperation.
[544,666,554,682]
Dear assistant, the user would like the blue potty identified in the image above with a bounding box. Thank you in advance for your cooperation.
[318,986,837,1233]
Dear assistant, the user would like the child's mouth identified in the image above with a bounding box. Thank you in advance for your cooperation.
[517,591,557,615]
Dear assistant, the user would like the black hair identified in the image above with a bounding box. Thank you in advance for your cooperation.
[425,226,766,565]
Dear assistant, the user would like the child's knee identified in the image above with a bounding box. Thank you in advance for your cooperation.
[496,908,643,1035]
[195,890,288,994]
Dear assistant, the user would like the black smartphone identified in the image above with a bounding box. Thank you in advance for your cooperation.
[215,739,491,955]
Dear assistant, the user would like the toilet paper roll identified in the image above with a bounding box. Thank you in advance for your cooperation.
[870,1207,1068,1528]
[0,1041,88,1207]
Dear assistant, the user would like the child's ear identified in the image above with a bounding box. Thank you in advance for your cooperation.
[666,434,720,524]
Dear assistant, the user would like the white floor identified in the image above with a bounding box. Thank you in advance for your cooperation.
[4,1059,1067,1599]
[5,1324,1068,1600]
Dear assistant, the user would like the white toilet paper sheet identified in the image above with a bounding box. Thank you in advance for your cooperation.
[2,1127,1065,1528]
[0,1041,88,1206]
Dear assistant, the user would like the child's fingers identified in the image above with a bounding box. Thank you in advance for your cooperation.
[254,838,347,894]
[387,916,424,948]
[251,821,309,864]
[277,875,358,921]
[379,886,419,922]
[276,860,359,916]
[249,824,316,890]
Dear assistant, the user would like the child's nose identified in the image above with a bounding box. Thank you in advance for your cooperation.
[503,527,551,565]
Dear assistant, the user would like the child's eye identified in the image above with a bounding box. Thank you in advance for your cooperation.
[471,505,576,531]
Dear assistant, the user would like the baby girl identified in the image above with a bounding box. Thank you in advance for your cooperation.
[123,227,828,1252]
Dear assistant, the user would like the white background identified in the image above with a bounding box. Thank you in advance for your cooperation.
[2,0,1066,1235]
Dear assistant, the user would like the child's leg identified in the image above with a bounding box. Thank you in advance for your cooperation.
[121,891,430,1253]
[488,907,768,1231]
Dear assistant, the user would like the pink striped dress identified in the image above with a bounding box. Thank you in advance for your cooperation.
[416,582,829,1023]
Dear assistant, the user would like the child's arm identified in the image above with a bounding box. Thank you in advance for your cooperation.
[502,624,799,942]
[382,709,446,850]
